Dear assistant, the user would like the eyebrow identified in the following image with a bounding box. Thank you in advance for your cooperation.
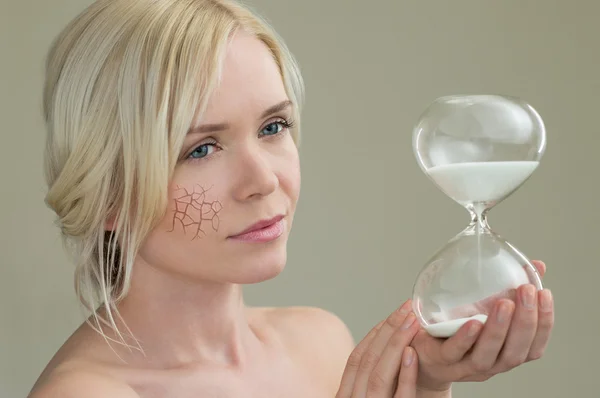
[187,100,293,135]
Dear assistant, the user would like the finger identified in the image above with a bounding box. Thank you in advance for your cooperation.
[495,284,538,372]
[531,260,546,278]
[336,319,385,397]
[393,347,418,398]
[464,299,515,374]
[439,318,484,364]
[527,289,554,360]
[368,315,419,396]
[353,301,414,396]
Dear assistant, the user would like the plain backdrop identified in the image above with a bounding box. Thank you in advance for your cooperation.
[2,0,599,397]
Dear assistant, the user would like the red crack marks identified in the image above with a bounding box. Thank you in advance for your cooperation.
[169,184,222,240]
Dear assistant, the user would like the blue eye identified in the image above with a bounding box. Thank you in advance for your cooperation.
[188,143,216,160]
[261,121,286,136]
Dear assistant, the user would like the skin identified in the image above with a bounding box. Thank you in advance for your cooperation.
[336,301,421,398]
[28,31,554,398]
[29,30,359,398]
[168,184,223,240]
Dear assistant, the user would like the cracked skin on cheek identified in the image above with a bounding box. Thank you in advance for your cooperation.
[168,184,223,240]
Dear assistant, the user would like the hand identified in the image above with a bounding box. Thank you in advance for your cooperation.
[410,260,554,392]
[336,300,421,397]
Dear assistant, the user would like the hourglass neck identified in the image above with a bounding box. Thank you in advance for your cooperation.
[467,203,491,230]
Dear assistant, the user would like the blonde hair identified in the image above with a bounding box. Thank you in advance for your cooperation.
[42,0,304,349]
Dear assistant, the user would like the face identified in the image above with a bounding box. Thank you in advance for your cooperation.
[136,32,301,285]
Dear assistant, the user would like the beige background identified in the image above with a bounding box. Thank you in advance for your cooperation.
[2,0,599,397]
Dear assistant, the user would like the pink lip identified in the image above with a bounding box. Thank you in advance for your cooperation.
[229,215,285,242]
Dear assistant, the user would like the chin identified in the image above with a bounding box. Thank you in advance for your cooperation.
[232,246,288,284]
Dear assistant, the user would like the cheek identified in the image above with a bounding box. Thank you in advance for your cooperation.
[166,183,224,239]
[281,143,301,200]
[136,181,225,277]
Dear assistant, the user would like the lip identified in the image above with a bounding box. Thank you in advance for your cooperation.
[229,214,285,239]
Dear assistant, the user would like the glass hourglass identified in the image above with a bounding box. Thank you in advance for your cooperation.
[411,94,546,338]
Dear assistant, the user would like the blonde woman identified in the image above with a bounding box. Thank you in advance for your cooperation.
[30,0,554,397]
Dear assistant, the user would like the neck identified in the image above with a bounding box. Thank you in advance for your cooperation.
[111,259,265,370]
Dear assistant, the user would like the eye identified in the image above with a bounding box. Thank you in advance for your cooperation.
[188,142,217,160]
[260,120,292,137]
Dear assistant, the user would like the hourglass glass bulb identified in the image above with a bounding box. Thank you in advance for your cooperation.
[411,94,546,337]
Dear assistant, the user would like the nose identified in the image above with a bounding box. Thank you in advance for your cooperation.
[232,146,278,202]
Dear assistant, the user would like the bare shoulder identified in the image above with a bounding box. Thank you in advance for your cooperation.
[264,306,355,348]
[28,369,139,398]
[259,306,356,386]
[27,320,138,398]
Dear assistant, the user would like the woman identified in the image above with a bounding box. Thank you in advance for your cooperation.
[30,0,554,397]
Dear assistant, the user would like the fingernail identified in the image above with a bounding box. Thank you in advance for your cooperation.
[497,302,511,323]
[521,286,536,310]
[401,313,416,329]
[540,289,553,312]
[468,321,482,337]
[403,347,414,366]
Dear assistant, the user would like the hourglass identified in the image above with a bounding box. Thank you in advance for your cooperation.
[411,94,546,338]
